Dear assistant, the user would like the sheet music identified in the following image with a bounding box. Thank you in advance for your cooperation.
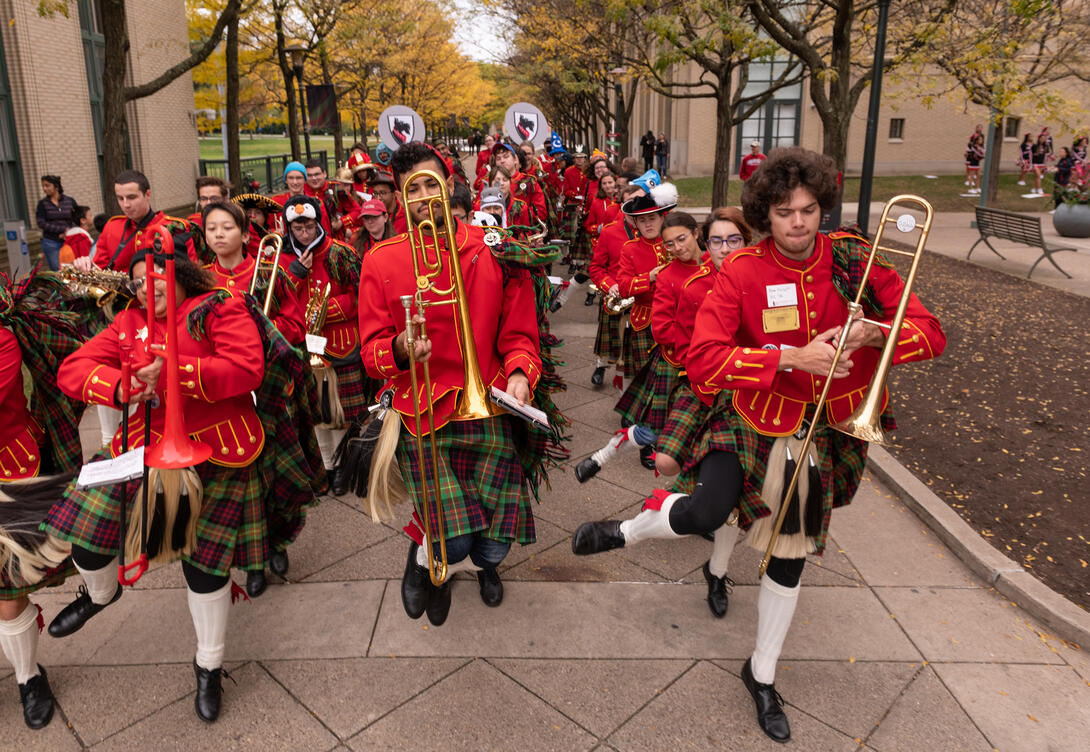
[489,386,550,430]
[76,447,144,489]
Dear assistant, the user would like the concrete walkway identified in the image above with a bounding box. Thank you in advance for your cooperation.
[7,279,1089,751]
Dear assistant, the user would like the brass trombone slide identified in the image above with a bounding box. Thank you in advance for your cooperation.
[400,168,501,586]
[249,234,282,316]
[757,195,934,576]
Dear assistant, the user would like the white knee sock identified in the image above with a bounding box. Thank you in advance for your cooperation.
[97,405,122,446]
[188,583,230,671]
[595,356,603,368]
[0,604,40,684]
[751,575,801,684]
[619,492,685,544]
[708,523,740,579]
[75,559,119,605]
[315,427,346,470]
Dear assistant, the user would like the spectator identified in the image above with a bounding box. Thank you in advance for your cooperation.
[58,205,94,265]
[640,131,655,171]
[1016,133,1033,186]
[620,156,639,175]
[35,175,78,271]
[1054,147,1076,189]
[655,132,670,176]
[739,141,767,181]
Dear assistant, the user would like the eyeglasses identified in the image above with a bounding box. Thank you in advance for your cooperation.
[707,234,746,250]
[661,232,691,251]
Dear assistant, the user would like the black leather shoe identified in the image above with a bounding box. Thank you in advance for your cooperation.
[571,520,625,555]
[548,299,562,313]
[48,583,122,638]
[574,456,603,483]
[193,659,224,723]
[330,465,348,496]
[401,543,430,619]
[269,550,289,577]
[590,366,605,386]
[426,581,451,626]
[477,568,503,607]
[702,561,731,618]
[584,291,597,306]
[639,445,656,469]
[245,570,267,598]
[18,666,54,729]
[741,658,791,743]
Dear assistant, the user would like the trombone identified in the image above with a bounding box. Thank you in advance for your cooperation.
[400,168,502,586]
[757,195,934,576]
[248,234,282,315]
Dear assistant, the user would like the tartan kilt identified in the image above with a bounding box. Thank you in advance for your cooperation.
[621,323,656,380]
[41,453,267,577]
[656,379,712,464]
[331,359,375,424]
[570,227,592,264]
[0,561,76,600]
[669,393,870,555]
[263,455,318,554]
[593,307,624,362]
[395,415,534,545]
[614,348,681,432]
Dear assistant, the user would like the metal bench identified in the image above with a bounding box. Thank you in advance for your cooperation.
[967,206,1076,279]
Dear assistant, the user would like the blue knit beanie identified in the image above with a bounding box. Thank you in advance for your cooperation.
[284,161,306,179]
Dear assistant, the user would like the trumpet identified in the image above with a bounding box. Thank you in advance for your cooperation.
[249,234,282,315]
[304,280,331,369]
[757,195,934,576]
[59,265,131,308]
[401,168,501,586]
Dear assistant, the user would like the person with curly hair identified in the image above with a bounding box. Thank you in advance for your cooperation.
[573,147,946,743]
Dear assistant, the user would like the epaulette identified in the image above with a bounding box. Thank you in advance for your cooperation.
[725,246,763,264]
[681,264,713,288]
[827,230,867,244]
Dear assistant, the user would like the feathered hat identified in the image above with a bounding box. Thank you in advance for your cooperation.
[621,182,678,216]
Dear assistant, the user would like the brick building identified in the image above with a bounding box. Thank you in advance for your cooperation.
[0,0,198,262]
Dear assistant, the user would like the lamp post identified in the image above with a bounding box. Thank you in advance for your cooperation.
[856,0,891,237]
[287,43,311,160]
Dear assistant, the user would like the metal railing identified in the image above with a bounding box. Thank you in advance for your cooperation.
[198,151,331,194]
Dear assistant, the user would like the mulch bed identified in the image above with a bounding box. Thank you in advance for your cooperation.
[883,251,1089,611]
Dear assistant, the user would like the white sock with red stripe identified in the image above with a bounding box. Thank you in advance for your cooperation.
[619,491,685,544]
[751,575,800,684]
[708,524,740,579]
[0,604,40,684]
[188,583,230,670]
[75,559,119,605]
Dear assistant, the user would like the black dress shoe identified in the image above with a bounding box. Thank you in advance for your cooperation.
[571,520,625,555]
[330,465,348,496]
[193,659,224,723]
[401,542,430,619]
[426,581,451,626]
[702,561,732,618]
[639,445,656,469]
[548,299,562,313]
[245,569,267,598]
[18,666,54,729]
[590,366,605,386]
[269,550,289,577]
[574,456,603,483]
[48,583,122,638]
[477,568,503,607]
[584,291,597,306]
[741,658,791,743]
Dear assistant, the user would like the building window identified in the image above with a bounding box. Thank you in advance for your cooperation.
[889,118,905,140]
[735,59,801,166]
[0,33,27,223]
[78,0,108,206]
[1004,117,1021,139]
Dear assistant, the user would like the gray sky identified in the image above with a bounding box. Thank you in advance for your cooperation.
[450,0,511,63]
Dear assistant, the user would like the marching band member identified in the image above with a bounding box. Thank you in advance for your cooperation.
[491,141,547,223]
[358,142,543,627]
[352,198,394,255]
[273,161,334,237]
[231,192,282,257]
[303,158,358,241]
[369,169,409,234]
[573,148,945,742]
[583,172,620,245]
[280,195,371,496]
[42,245,269,723]
[0,269,84,729]
[613,182,677,468]
[188,176,230,227]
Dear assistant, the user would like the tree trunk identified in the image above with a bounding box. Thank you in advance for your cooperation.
[985,117,1003,205]
[226,12,241,189]
[273,7,300,160]
[100,0,131,214]
[712,78,733,208]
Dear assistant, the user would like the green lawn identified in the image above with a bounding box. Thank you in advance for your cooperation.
[673,173,1057,214]
[198,135,363,161]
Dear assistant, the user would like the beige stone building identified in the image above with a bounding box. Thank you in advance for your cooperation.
[0,0,197,259]
[626,61,1087,179]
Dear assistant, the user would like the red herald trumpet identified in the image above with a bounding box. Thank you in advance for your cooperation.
[119,227,212,585]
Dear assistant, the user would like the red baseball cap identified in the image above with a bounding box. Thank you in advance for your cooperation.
[359,198,387,217]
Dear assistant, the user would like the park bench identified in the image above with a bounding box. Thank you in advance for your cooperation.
[967,206,1076,279]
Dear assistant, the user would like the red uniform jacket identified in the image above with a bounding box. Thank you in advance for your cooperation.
[562,166,588,204]
[651,257,703,367]
[273,191,334,238]
[583,198,619,241]
[509,171,547,224]
[388,200,409,235]
[475,150,491,178]
[686,233,946,436]
[671,261,716,368]
[616,235,667,331]
[305,181,359,241]
[283,236,360,360]
[357,221,542,435]
[60,227,93,261]
[0,328,43,480]
[58,294,266,466]
[204,254,306,345]
[93,211,205,271]
[588,219,634,293]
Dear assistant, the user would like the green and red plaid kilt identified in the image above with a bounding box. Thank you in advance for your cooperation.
[0,560,76,600]
[669,394,871,555]
[621,323,656,380]
[395,415,534,545]
[42,454,267,577]
[593,307,624,362]
[615,348,681,433]
[656,379,712,464]
[571,228,592,265]
[329,359,373,424]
